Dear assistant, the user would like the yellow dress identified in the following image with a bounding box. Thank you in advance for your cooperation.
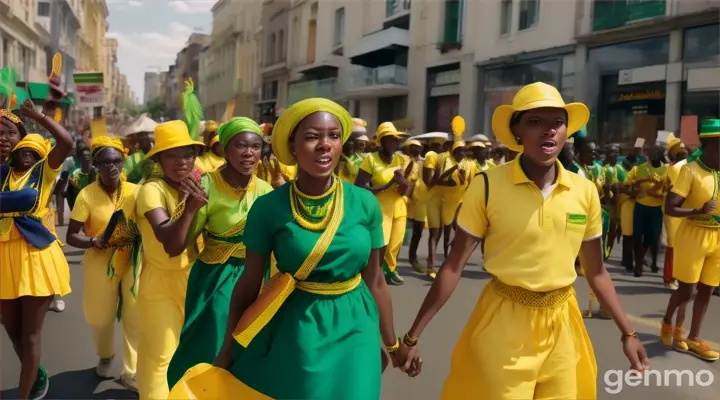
[135,179,197,400]
[359,152,408,272]
[440,156,475,225]
[663,159,687,248]
[406,157,428,222]
[0,159,71,299]
[70,181,140,377]
[424,150,444,229]
[446,157,598,399]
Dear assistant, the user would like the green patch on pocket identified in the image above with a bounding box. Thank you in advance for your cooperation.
[567,213,587,225]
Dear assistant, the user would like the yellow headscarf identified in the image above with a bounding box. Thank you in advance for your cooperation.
[205,120,219,133]
[91,136,126,157]
[0,109,21,124]
[12,133,51,159]
[272,98,352,166]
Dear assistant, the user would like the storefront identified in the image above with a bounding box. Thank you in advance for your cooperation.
[599,79,666,144]
[425,64,460,133]
[682,23,720,127]
[479,52,575,136]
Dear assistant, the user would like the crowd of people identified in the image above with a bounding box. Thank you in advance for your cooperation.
[0,73,717,400]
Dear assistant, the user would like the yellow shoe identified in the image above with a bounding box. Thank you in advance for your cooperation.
[686,339,720,361]
[660,322,673,348]
[426,267,437,279]
[672,327,688,352]
[411,261,425,274]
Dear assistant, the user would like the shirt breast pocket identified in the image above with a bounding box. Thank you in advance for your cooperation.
[565,213,587,238]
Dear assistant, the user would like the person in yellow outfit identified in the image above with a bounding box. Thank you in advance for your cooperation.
[662,133,688,290]
[403,139,429,273]
[395,82,649,399]
[627,142,667,277]
[422,137,447,277]
[134,120,206,400]
[65,136,140,392]
[356,122,411,286]
[468,141,495,171]
[437,140,476,245]
[196,135,226,173]
[0,96,74,400]
[662,119,720,362]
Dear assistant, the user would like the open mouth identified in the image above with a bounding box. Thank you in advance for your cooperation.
[240,161,255,168]
[315,154,332,167]
[540,141,557,154]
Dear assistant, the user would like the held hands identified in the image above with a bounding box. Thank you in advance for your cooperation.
[702,200,717,215]
[390,341,422,377]
[622,335,650,373]
[179,173,208,213]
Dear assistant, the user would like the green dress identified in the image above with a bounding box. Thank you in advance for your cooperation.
[167,171,273,388]
[228,181,384,399]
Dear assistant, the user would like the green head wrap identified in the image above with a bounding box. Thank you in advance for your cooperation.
[217,117,263,150]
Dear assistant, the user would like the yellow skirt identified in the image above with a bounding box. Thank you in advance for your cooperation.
[0,239,71,299]
[169,363,271,400]
[441,278,597,400]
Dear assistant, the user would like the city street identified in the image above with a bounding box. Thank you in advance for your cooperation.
[2,225,719,399]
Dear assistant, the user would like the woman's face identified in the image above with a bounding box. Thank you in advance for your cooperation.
[472,146,487,160]
[380,135,401,154]
[407,144,422,158]
[355,140,366,153]
[0,118,22,160]
[452,146,465,160]
[290,111,343,178]
[95,148,124,185]
[158,146,197,182]
[14,149,40,170]
[225,132,263,176]
[513,107,568,167]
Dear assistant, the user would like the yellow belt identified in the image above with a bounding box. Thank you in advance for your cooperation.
[297,274,362,295]
[198,236,247,264]
[0,209,56,242]
[489,278,572,309]
[687,215,720,229]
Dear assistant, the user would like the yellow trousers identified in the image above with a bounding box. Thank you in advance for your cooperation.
[442,279,597,399]
[83,252,139,376]
[620,199,635,236]
[136,265,190,400]
[377,190,407,272]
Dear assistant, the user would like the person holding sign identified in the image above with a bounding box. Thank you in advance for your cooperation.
[355,122,412,286]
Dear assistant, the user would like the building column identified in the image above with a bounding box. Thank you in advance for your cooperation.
[665,29,683,132]
[0,30,4,67]
[459,56,477,135]
[573,44,588,103]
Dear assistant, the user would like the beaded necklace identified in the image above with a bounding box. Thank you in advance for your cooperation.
[289,176,338,231]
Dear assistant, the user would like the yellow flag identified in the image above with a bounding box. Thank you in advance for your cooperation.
[90,119,108,138]
[53,108,62,123]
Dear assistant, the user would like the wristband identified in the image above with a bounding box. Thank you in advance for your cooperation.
[621,331,637,342]
[403,333,418,347]
[385,338,400,353]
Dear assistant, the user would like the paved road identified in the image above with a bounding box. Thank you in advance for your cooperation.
[2,226,719,399]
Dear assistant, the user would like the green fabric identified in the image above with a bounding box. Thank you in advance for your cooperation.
[227,181,384,399]
[603,164,627,184]
[12,87,29,109]
[67,168,91,210]
[123,150,145,183]
[602,206,611,260]
[218,117,262,150]
[167,172,273,387]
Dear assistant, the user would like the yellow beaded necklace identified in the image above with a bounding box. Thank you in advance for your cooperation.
[289,177,338,231]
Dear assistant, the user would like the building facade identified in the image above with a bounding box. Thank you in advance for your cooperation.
[104,37,118,114]
[144,71,162,104]
[78,0,108,75]
[0,0,51,84]
[45,0,81,93]
[255,0,291,123]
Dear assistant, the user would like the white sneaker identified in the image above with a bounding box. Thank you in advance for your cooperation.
[665,281,679,290]
[49,299,65,313]
[96,357,113,378]
[120,373,138,392]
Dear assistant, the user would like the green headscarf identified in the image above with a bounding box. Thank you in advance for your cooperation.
[217,117,263,150]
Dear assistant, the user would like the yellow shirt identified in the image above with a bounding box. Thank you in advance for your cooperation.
[196,152,225,173]
[70,181,139,274]
[136,179,196,271]
[424,151,438,170]
[663,159,687,213]
[627,162,667,207]
[359,152,407,188]
[457,157,602,292]
[671,160,720,226]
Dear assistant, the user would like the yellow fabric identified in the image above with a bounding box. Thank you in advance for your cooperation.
[375,121,407,145]
[0,159,70,299]
[666,132,683,152]
[627,163,667,207]
[457,157,602,292]
[12,133,52,159]
[491,82,590,152]
[169,363,271,400]
[84,254,139,376]
[403,139,421,148]
[377,190,407,272]
[407,198,427,221]
[359,152,407,187]
[91,136,125,155]
[145,120,204,159]
[451,141,465,152]
[271,98,352,166]
[672,161,720,226]
[674,222,720,287]
[442,278,596,399]
[663,159,687,247]
[424,151,438,169]
[196,152,225,173]
[406,157,428,220]
[134,179,195,399]
[620,199,635,236]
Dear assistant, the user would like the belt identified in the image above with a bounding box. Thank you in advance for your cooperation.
[198,236,247,264]
[297,274,362,295]
[687,215,720,229]
[489,278,572,309]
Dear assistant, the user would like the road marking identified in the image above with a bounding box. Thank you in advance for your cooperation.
[626,313,720,349]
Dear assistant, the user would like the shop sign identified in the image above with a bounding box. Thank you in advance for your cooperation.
[617,89,664,102]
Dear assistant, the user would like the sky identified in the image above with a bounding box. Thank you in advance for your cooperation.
[106,0,214,104]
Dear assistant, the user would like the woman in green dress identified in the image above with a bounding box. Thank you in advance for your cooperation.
[166,117,272,387]
[170,98,401,399]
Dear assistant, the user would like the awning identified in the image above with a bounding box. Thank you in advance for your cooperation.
[349,27,409,68]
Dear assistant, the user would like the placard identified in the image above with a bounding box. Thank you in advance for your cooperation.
[74,72,105,107]
[680,115,701,146]
[634,138,645,148]
[656,130,671,143]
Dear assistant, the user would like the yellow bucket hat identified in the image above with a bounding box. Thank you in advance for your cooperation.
[13,133,51,159]
[145,120,205,159]
[491,82,590,152]
[375,122,408,145]
[468,141,486,148]
[451,141,466,152]
[665,132,684,151]
[403,139,422,148]
[271,98,352,166]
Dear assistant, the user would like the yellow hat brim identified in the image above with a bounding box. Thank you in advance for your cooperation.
[468,141,486,148]
[491,101,590,153]
[144,138,205,159]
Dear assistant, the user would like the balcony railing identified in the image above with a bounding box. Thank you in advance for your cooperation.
[349,65,408,89]
[287,77,338,106]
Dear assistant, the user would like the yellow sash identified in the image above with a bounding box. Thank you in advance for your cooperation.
[233,183,345,347]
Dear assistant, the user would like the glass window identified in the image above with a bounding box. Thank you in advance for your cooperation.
[682,88,720,122]
[442,0,464,44]
[334,8,345,46]
[518,0,540,31]
[484,59,560,89]
[683,24,720,62]
[500,0,512,35]
[588,36,669,73]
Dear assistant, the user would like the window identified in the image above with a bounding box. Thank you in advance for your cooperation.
[277,30,285,61]
[500,0,512,35]
[37,2,49,16]
[267,33,276,65]
[518,0,539,31]
[334,8,345,46]
[441,0,463,45]
[683,24,720,62]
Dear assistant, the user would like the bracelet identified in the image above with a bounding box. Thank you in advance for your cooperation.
[403,333,418,347]
[621,331,638,342]
[385,338,400,353]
